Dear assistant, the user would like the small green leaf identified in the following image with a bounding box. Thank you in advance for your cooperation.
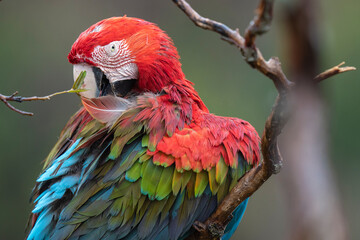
[72,71,87,90]
[68,89,88,93]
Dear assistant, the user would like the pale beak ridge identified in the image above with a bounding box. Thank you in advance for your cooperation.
[73,63,98,98]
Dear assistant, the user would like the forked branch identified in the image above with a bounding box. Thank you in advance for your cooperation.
[173,0,354,239]
[0,92,51,116]
[314,61,356,82]
[173,0,290,94]
[0,71,86,116]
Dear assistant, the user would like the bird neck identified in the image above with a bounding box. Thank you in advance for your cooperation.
[162,78,208,114]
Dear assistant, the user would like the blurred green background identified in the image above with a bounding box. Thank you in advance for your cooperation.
[0,0,358,239]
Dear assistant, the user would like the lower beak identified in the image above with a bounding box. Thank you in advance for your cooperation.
[91,67,112,97]
[73,63,137,98]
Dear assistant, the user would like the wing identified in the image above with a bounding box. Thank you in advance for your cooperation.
[27,94,260,240]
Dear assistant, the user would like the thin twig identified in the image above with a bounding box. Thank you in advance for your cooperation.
[173,0,291,94]
[0,91,64,116]
[0,93,34,116]
[244,0,274,47]
[172,0,244,47]
[243,0,274,60]
[0,71,86,116]
[314,62,356,82]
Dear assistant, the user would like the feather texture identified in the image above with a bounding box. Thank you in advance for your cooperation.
[81,96,133,125]
[28,16,260,240]
[28,90,259,240]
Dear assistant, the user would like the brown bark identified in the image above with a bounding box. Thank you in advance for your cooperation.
[173,0,291,239]
[172,0,354,239]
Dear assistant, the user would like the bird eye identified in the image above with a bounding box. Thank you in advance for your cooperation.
[105,42,119,56]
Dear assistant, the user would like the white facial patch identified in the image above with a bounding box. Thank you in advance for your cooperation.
[91,40,138,83]
[73,63,98,98]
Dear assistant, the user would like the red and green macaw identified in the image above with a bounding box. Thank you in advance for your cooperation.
[27,17,260,240]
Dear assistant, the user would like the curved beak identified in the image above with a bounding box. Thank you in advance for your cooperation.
[73,63,136,98]
[73,63,99,98]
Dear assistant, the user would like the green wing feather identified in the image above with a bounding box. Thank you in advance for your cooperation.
[30,97,258,240]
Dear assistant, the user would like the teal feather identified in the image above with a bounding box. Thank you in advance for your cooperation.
[28,101,256,240]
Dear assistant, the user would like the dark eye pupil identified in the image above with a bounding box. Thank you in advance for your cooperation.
[112,45,115,49]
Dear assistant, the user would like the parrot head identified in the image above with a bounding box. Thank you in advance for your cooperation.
[68,16,185,99]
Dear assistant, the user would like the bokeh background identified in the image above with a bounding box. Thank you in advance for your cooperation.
[0,0,359,239]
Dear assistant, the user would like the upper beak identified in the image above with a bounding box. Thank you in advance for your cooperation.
[73,63,99,98]
[73,63,136,98]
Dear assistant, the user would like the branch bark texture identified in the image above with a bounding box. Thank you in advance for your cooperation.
[173,0,354,239]
[0,91,50,116]
[0,71,86,116]
[314,62,356,82]
[173,0,290,239]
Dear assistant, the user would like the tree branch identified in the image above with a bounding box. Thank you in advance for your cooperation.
[314,61,356,82]
[0,71,86,116]
[173,0,354,239]
[244,0,274,48]
[173,0,291,94]
[0,90,75,116]
[173,0,289,239]
[0,92,35,116]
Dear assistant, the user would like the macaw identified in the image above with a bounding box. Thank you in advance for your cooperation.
[27,16,260,240]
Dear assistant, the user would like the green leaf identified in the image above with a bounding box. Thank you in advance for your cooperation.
[72,70,87,90]
[68,89,87,93]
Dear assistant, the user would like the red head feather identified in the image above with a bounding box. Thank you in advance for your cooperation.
[68,16,186,94]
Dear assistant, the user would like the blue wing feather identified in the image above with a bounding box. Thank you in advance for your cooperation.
[221,198,249,240]
[28,117,252,240]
